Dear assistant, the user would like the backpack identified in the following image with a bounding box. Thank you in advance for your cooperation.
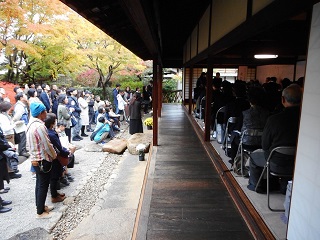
[233,152,250,177]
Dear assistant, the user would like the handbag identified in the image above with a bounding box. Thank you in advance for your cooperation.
[13,129,21,144]
[70,114,78,128]
[57,154,69,166]
[67,153,75,168]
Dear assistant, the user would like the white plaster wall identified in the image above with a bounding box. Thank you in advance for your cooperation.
[295,61,306,80]
[256,65,295,83]
[287,3,320,239]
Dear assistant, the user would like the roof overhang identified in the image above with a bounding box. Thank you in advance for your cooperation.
[60,0,319,68]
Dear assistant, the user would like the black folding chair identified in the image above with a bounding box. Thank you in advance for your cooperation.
[255,146,296,211]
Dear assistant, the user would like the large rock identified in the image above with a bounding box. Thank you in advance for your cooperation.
[127,133,152,155]
[102,138,127,154]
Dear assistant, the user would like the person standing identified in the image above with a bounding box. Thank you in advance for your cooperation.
[86,91,95,132]
[117,90,127,121]
[129,92,143,134]
[39,84,51,112]
[27,88,42,105]
[146,80,153,109]
[112,83,121,114]
[0,101,22,179]
[77,90,89,137]
[67,88,82,142]
[142,86,151,114]
[26,102,57,218]
[0,127,13,213]
[12,92,30,157]
[57,94,73,144]
[44,113,68,203]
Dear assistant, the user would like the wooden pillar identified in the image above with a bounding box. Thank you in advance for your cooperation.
[204,62,213,142]
[188,67,193,114]
[158,65,162,117]
[152,58,158,146]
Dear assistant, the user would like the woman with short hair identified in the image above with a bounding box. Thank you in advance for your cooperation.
[57,94,73,143]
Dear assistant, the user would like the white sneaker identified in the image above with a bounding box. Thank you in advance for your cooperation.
[36,211,53,219]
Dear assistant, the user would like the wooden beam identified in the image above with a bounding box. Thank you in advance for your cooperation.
[118,0,159,56]
[158,65,162,117]
[188,67,193,115]
[152,59,158,146]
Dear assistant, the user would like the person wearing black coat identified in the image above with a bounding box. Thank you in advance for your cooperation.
[0,127,12,213]
[248,84,302,193]
[129,93,143,135]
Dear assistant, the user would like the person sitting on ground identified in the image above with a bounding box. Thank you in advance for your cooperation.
[97,106,116,139]
[93,116,110,144]
[247,84,302,193]
[105,106,121,132]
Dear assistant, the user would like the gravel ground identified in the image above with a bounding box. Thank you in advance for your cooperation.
[1,122,133,240]
[51,153,121,240]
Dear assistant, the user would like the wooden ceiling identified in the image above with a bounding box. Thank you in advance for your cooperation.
[60,0,319,68]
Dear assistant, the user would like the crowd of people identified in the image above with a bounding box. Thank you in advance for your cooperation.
[194,74,303,194]
[0,81,153,216]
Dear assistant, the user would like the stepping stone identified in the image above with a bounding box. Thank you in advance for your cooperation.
[102,138,127,154]
[127,133,152,155]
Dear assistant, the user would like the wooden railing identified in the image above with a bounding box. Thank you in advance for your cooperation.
[163,90,183,103]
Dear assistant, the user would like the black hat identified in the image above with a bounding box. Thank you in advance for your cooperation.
[67,87,76,93]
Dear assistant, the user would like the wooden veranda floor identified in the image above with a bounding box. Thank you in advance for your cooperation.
[136,104,253,240]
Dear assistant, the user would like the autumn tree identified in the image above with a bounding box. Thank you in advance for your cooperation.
[65,14,146,98]
[0,0,147,94]
[0,0,69,83]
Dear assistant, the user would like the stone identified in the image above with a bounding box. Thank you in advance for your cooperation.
[83,142,102,152]
[63,197,76,205]
[8,228,51,240]
[127,133,152,155]
[102,138,127,154]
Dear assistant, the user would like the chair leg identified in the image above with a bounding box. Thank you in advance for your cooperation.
[240,145,244,176]
[255,165,267,192]
[267,171,285,212]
